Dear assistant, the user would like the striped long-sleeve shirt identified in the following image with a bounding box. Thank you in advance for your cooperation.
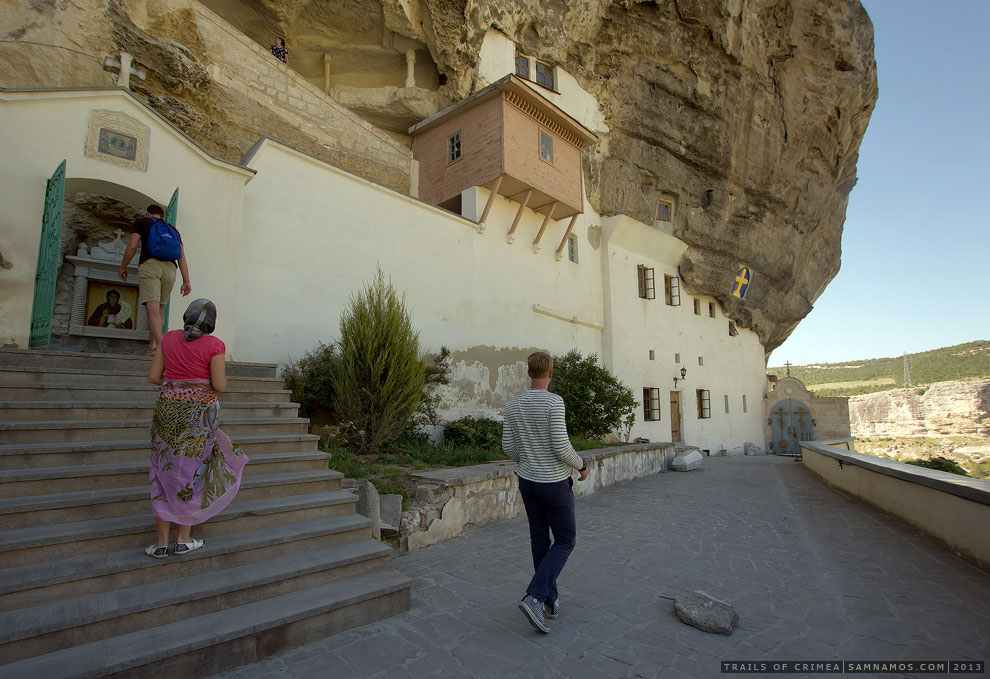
[502,389,584,483]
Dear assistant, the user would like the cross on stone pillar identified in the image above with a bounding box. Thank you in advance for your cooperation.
[405,50,416,88]
[784,361,791,377]
[103,51,146,89]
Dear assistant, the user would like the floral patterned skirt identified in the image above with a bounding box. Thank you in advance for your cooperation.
[149,380,249,525]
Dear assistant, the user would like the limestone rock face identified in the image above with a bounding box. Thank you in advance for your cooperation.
[850,380,990,438]
[0,0,877,349]
[411,0,877,352]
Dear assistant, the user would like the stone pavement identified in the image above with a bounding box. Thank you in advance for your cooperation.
[216,456,989,679]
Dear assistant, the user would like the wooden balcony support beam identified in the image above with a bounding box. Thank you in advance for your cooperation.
[555,214,579,260]
[507,189,533,243]
[476,174,503,233]
[532,202,558,252]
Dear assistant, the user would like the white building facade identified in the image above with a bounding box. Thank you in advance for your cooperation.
[0,31,769,452]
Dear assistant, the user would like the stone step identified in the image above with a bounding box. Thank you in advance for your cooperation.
[0,541,395,664]
[0,366,283,391]
[0,491,357,568]
[0,569,411,679]
[0,400,300,421]
[0,417,310,444]
[0,470,343,530]
[0,515,373,610]
[0,433,320,469]
[0,451,329,498]
[0,349,278,379]
[0,384,292,403]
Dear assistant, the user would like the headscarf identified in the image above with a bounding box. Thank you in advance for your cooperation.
[182,298,217,342]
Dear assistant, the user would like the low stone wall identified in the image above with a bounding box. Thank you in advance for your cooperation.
[800,441,990,571]
[400,442,674,552]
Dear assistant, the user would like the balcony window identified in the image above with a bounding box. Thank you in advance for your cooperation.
[637,265,655,300]
[664,274,680,306]
[696,389,711,419]
[536,61,554,89]
[515,54,530,79]
[643,387,661,421]
[540,130,553,164]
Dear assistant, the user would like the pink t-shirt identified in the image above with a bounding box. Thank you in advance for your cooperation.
[161,330,226,381]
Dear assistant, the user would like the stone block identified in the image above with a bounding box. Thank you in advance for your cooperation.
[380,494,403,535]
[744,442,763,456]
[354,481,380,540]
[672,450,703,471]
[673,590,738,634]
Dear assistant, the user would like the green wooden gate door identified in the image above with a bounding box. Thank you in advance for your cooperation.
[29,160,67,347]
[162,188,178,333]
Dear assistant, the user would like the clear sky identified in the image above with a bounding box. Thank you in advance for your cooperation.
[768,0,990,367]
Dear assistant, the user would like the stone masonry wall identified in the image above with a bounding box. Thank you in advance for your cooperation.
[810,397,852,439]
[400,442,674,552]
[194,3,414,192]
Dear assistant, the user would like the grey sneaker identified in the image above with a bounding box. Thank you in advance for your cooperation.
[519,594,550,633]
[545,599,560,619]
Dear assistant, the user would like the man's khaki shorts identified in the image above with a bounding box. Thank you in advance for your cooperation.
[138,259,177,306]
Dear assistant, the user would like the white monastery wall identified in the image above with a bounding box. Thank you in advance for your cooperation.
[0,83,769,448]
[0,90,251,352]
[602,216,767,449]
[236,140,604,416]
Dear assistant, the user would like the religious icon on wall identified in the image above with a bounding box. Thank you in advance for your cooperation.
[731,266,751,299]
[97,128,139,162]
[85,283,137,329]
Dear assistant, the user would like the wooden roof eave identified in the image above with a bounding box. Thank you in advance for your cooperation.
[408,74,598,149]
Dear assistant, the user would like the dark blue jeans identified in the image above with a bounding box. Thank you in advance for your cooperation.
[518,475,576,603]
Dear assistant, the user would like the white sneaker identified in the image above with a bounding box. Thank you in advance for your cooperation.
[173,538,204,555]
[144,544,169,559]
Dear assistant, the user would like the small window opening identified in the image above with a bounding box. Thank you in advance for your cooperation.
[447,131,461,164]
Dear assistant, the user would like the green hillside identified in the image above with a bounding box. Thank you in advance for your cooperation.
[769,340,990,397]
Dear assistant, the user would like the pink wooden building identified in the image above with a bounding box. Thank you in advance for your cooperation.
[409,75,597,251]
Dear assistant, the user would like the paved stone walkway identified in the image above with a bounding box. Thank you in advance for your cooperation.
[217,456,989,678]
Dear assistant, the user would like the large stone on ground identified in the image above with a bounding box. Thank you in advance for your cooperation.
[673,590,738,635]
[380,494,403,536]
[355,481,381,540]
[672,450,703,472]
[745,442,763,456]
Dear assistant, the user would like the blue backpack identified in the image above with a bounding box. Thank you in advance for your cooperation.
[146,218,182,261]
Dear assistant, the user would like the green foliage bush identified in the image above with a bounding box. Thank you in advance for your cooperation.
[331,269,426,455]
[549,350,637,439]
[280,342,337,419]
[443,416,503,450]
[905,456,970,477]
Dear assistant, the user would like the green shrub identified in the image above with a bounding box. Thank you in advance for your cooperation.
[280,342,337,419]
[331,269,426,455]
[549,350,637,439]
[443,415,503,450]
[905,456,970,477]
[408,347,451,432]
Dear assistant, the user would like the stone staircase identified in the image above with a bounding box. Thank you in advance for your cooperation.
[0,349,410,678]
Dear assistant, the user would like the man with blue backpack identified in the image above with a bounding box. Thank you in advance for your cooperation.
[118,204,191,354]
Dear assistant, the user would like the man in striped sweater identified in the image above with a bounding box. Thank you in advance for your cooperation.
[503,351,588,633]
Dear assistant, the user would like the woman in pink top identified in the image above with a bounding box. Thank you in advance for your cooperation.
[144,299,248,559]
